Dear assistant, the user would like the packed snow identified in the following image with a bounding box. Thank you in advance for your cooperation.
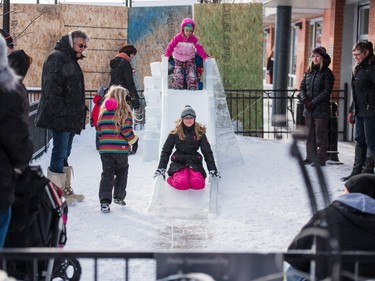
[31,124,356,280]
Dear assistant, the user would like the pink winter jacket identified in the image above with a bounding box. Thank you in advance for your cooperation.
[164,18,209,62]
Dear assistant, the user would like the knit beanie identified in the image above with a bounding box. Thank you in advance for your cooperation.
[181,105,196,119]
[345,174,375,199]
[0,29,14,50]
[119,44,137,56]
[105,98,118,111]
[184,24,193,32]
[312,47,327,58]
[8,50,31,78]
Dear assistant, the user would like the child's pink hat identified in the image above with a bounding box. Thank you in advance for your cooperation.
[105,98,117,111]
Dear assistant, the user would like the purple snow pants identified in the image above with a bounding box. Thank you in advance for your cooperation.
[167,167,205,190]
[170,58,198,90]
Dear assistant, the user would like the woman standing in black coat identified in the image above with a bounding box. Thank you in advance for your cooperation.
[109,44,140,110]
[299,47,334,166]
[153,105,220,190]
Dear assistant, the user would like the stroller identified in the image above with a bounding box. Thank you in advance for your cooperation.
[3,165,81,281]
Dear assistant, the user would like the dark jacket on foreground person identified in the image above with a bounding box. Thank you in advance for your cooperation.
[285,174,375,281]
[35,34,86,134]
[0,39,33,213]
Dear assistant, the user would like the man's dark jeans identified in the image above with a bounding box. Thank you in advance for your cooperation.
[355,116,375,159]
[50,130,75,173]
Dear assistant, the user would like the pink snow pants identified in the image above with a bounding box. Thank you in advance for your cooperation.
[167,167,205,190]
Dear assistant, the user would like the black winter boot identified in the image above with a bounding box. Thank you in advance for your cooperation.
[340,146,367,181]
[362,156,374,174]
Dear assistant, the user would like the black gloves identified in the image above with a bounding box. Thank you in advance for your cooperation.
[130,139,138,155]
[303,99,313,111]
[209,170,221,179]
[153,168,166,180]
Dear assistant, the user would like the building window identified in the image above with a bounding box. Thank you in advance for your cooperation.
[308,19,323,55]
[357,4,369,42]
[288,26,298,88]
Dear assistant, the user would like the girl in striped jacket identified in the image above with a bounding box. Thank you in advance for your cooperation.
[97,85,139,213]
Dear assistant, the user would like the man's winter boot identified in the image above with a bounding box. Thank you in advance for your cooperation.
[47,168,77,206]
[63,166,85,203]
[362,156,374,174]
[341,146,367,181]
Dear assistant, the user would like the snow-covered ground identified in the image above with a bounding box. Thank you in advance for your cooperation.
[32,125,356,280]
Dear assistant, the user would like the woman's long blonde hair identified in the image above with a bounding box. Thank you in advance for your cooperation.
[99,85,132,132]
[171,119,206,140]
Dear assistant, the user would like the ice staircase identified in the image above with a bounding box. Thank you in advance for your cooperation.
[143,57,242,219]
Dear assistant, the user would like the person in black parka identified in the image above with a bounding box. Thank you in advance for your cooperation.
[35,30,88,205]
[299,46,335,166]
[285,174,375,281]
[341,41,375,181]
[109,44,140,110]
[153,105,220,190]
[0,35,33,248]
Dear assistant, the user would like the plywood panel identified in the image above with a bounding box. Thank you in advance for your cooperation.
[7,3,127,91]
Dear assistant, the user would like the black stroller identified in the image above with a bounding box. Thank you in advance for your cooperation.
[2,165,81,280]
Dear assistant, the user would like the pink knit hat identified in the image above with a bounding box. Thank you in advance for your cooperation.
[105,98,117,111]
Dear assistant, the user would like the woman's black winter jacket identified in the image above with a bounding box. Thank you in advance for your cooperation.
[35,35,86,134]
[0,85,33,212]
[157,125,217,178]
[351,57,375,117]
[109,57,139,109]
[299,65,334,118]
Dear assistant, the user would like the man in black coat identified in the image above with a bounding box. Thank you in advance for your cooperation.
[35,30,88,205]
[0,36,33,248]
[109,44,140,110]
[285,174,375,281]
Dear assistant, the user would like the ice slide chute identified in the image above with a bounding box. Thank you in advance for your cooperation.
[143,57,242,219]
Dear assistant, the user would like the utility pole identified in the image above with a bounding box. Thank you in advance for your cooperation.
[3,0,10,33]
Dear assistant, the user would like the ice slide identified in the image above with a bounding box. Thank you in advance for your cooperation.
[143,57,242,219]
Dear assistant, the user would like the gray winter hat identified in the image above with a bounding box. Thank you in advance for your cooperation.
[181,105,196,119]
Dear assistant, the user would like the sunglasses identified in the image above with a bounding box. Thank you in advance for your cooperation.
[74,43,88,49]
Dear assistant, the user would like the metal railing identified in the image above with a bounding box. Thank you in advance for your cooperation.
[28,86,349,160]
[1,248,375,281]
[225,85,349,140]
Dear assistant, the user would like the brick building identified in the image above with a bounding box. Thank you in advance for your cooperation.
[262,0,375,139]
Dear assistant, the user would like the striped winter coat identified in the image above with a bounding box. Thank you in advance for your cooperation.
[97,110,138,154]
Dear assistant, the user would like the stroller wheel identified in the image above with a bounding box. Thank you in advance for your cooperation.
[52,257,82,281]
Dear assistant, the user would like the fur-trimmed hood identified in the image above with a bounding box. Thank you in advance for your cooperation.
[0,36,19,92]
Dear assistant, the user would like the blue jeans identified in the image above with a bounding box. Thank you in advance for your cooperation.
[50,130,75,173]
[0,207,11,248]
[355,116,375,159]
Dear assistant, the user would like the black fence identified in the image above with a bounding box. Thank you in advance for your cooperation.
[1,248,375,281]
[225,84,349,140]
[28,86,349,160]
